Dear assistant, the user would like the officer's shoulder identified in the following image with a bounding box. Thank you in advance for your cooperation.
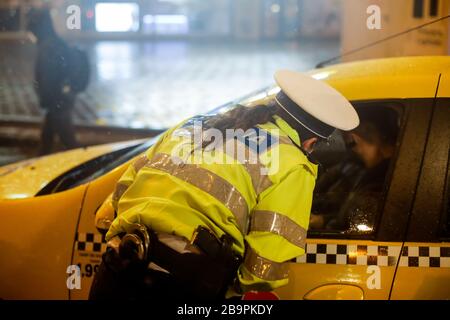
[280,149,316,174]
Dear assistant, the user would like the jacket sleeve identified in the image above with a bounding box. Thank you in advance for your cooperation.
[108,127,169,211]
[106,127,177,240]
[238,164,316,292]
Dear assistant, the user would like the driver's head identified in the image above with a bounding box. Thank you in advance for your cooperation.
[348,107,398,169]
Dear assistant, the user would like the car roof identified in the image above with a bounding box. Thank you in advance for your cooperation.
[308,56,450,101]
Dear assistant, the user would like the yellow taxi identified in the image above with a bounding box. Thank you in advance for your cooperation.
[0,56,449,300]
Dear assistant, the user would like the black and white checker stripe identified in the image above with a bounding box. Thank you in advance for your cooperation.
[399,246,450,268]
[74,233,450,268]
[76,232,107,253]
[296,243,450,268]
[296,243,401,266]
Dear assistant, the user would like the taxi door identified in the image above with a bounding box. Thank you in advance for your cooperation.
[0,185,85,299]
[390,90,450,298]
[68,163,129,300]
[275,99,435,300]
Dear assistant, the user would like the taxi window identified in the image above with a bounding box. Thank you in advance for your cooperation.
[308,102,404,237]
[440,105,450,240]
[443,158,450,239]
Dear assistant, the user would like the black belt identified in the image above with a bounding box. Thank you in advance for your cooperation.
[119,225,242,299]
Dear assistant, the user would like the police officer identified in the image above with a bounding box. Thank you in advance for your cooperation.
[90,70,359,300]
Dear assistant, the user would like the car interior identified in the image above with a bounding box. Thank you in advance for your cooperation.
[308,102,404,236]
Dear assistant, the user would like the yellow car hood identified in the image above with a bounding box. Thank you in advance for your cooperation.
[0,140,143,200]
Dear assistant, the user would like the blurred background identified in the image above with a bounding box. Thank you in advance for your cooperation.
[0,0,449,164]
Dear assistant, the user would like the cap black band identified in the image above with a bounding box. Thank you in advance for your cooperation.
[275,91,335,139]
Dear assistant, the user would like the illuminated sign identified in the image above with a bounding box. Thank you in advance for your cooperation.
[95,3,139,32]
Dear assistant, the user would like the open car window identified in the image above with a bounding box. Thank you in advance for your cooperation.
[308,101,405,238]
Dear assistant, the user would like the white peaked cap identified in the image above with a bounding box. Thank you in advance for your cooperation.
[274,70,360,132]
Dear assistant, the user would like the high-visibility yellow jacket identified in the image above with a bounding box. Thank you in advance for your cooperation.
[106,114,318,293]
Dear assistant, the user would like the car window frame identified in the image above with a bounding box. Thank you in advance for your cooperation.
[376,98,436,242]
[406,97,450,242]
[442,145,450,240]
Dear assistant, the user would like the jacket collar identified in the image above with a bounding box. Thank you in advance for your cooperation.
[273,115,319,177]
[273,115,301,148]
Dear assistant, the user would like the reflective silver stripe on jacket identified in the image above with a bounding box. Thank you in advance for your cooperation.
[147,153,250,233]
[243,247,289,281]
[250,210,307,249]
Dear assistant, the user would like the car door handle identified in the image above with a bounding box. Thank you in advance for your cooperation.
[304,284,364,300]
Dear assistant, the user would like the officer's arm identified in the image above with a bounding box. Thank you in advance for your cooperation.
[110,128,175,212]
[105,127,179,240]
[238,165,315,292]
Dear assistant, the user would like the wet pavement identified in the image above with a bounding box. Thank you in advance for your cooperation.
[0,38,338,165]
[1,39,339,128]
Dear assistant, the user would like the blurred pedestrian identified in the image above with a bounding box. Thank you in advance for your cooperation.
[27,7,89,155]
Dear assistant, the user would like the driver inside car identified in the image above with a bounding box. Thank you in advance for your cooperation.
[309,107,399,231]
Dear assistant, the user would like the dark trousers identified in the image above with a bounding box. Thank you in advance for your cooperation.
[89,248,221,301]
[40,106,79,155]
[89,247,237,301]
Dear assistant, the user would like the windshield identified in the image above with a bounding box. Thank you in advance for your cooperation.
[36,139,154,195]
